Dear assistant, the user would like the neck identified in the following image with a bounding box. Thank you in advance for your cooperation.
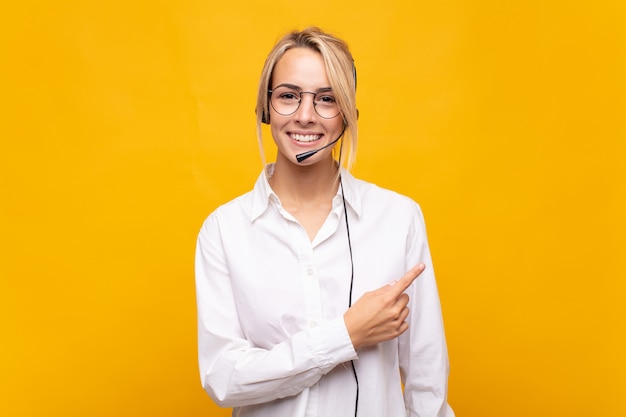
[269,158,340,205]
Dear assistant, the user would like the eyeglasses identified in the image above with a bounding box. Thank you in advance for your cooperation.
[268,85,341,119]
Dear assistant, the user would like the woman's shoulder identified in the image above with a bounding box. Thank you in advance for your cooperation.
[352,176,422,212]
[200,189,256,229]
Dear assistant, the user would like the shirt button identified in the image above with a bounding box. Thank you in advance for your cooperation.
[306,268,314,276]
[309,321,318,328]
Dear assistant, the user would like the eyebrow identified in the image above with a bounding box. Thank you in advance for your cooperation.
[273,83,333,93]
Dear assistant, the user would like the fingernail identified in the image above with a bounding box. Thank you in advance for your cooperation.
[419,263,425,270]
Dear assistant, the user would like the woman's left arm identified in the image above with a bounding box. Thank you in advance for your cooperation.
[399,204,455,417]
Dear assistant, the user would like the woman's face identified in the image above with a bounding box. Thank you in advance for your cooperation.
[269,47,344,167]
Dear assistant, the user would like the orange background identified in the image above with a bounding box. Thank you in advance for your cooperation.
[2,1,624,416]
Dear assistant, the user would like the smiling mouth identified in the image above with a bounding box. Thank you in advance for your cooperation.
[290,133,322,143]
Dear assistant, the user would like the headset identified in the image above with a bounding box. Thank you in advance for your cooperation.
[261,60,361,416]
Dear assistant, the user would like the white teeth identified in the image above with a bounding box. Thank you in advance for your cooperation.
[291,133,321,142]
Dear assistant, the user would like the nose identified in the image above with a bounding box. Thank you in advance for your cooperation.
[295,92,316,123]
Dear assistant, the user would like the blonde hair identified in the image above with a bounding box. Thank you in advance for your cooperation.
[255,27,358,170]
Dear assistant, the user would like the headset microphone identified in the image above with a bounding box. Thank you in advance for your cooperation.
[295,128,346,163]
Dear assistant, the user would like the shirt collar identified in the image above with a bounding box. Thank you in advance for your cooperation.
[337,168,362,219]
[250,164,277,222]
[249,163,362,222]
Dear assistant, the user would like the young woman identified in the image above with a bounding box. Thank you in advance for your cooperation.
[195,27,454,417]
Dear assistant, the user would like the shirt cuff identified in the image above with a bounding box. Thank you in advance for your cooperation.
[309,316,358,373]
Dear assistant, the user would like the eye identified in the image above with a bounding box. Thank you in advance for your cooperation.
[316,93,336,105]
[280,92,298,100]
[274,87,300,102]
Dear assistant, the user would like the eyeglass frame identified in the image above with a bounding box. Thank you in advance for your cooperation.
[267,84,341,120]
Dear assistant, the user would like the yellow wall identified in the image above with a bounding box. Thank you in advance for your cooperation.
[2,1,624,416]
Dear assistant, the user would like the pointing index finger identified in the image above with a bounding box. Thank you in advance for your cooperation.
[389,263,425,295]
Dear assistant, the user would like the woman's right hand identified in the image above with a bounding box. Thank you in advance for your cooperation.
[343,263,425,350]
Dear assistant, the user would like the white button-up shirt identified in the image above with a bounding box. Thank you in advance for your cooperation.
[195,165,454,417]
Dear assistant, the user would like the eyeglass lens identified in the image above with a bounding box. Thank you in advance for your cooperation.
[270,86,340,119]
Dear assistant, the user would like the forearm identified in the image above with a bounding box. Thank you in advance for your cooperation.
[199,316,356,407]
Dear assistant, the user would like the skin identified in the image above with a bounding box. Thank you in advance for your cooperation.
[268,47,345,242]
[267,47,423,350]
[269,47,345,173]
[343,263,424,350]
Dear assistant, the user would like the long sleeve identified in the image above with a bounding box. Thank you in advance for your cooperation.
[195,168,453,417]
[195,213,357,408]
[399,204,455,417]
